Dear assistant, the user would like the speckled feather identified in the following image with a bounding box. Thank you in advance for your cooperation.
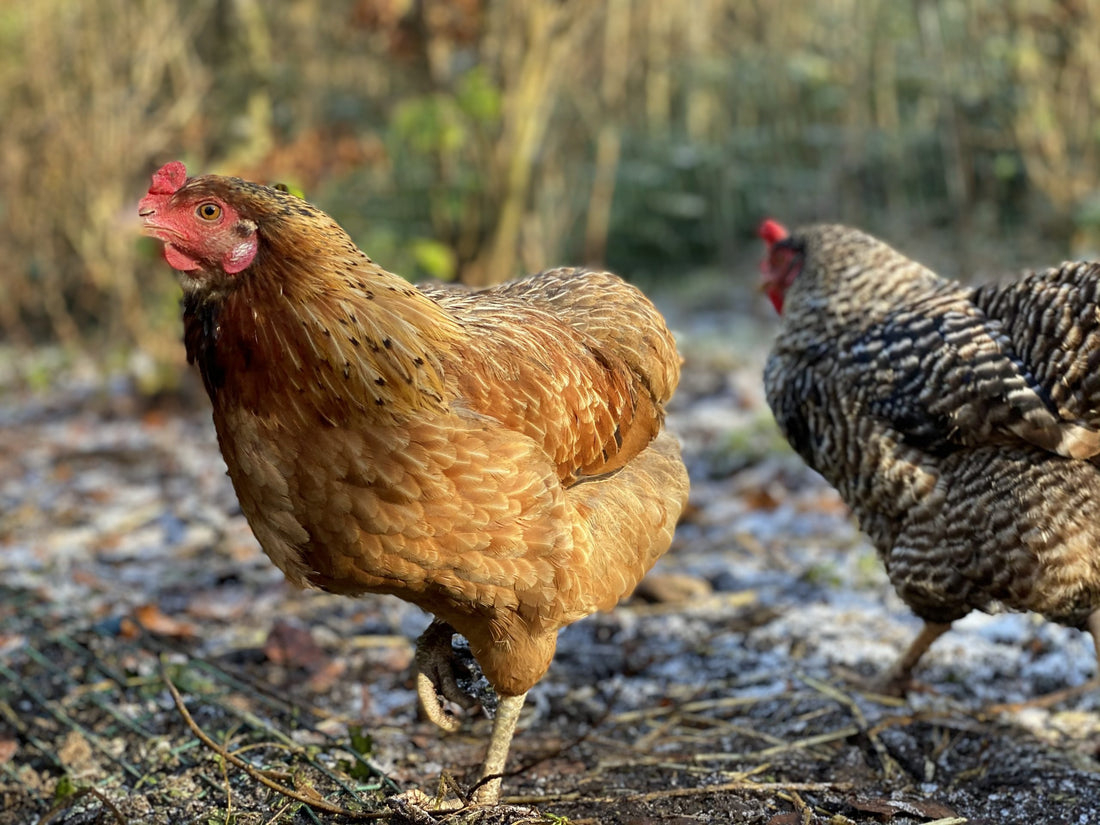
[143,170,689,697]
[764,224,1100,636]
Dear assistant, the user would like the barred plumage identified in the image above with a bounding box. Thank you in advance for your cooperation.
[761,221,1100,692]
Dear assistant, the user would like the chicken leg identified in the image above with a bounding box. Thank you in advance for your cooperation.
[413,620,525,806]
[391,690,528,810]
[470,691,527,806]
[881,621,952,695]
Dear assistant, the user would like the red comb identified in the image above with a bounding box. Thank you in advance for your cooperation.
[148,161,188,195]
[758,219,789,245]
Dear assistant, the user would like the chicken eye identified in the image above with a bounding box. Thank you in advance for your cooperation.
[196,202,222,221]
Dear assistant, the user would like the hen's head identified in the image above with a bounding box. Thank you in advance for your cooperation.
[139,162,264,282]
[759,221,905,315]
[758,219,802,313]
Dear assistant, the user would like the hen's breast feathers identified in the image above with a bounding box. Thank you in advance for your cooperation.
[202,262,687,667]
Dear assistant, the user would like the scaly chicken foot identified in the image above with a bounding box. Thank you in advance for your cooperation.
[415,620,479,733]
[470,691,527,806]
[879,621,952,696]
[391,691,528,809]
[388,774,468,815]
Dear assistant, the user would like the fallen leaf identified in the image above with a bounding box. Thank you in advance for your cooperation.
[633,572,713,603]
[264,620,331,674]
[849,797,897,817]
[305,658,347,693]
[57,730,93,773]
[186,588,252,621]
[895,799,958,819]
[71,569,109,589]
[849,794,958,820]
[122,603,197,639]
[141,409,169,428]
[742,487,782,511]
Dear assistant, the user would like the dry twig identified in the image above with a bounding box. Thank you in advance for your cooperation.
[776,790,815,825]
[800,674,901,778]
[160,657,387,821]
[510,774,855,807]
[40,786,128,825]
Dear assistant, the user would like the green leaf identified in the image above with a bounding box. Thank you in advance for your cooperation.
[348,724,374,757]
[53,775,76,802]
[410,238,457,281]
[456,67,502,125]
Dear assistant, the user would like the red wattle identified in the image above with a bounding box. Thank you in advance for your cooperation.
[766,287,784,314]
[164,243,200,272]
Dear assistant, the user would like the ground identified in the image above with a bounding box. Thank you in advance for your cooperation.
[1,287,1098,824]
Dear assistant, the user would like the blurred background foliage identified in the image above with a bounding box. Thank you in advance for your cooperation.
[2,0,1100,381]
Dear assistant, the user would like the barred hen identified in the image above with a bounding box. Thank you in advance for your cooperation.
[138,161,688,804]
[761,220,1100,694]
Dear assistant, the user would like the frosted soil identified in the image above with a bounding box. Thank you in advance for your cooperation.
[1,294,1098,823]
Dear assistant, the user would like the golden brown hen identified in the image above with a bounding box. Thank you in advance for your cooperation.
[138,161,688,805]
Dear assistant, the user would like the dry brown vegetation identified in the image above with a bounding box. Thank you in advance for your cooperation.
[2,0,1100,371]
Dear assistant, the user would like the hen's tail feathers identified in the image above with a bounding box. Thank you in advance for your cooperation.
[566,430,688,613]
[503,268,682,406]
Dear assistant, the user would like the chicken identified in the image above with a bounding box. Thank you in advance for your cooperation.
[760,219,1100,695]
[138,161,688,804]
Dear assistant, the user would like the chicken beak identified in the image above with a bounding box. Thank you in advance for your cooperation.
[138,213,166,239]
[137,197,171,238]
[137,194,159,231]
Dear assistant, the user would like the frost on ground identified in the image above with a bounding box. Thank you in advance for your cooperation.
[0,301,1098,824]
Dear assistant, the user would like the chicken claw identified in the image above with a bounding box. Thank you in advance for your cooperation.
[413,621,529,805]
[400,677,529,806]
[415,620,480,733]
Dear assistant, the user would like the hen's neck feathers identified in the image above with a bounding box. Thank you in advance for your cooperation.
[180,178,462,421]
[783,225,948,328]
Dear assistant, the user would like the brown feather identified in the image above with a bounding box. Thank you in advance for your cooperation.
[144,169,689,701]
